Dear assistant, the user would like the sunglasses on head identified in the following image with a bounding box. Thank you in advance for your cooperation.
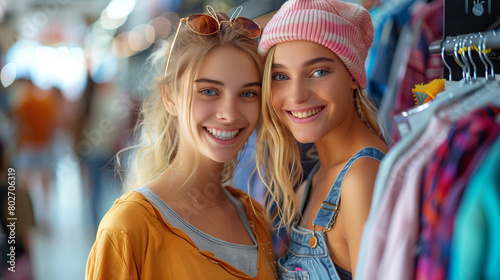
[164,6,262,77]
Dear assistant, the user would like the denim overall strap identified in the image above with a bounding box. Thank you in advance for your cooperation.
[312,147,385,230]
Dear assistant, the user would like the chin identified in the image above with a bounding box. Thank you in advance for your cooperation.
[213,157,237,164]
[295,139,316,144]
[207,152,239,164]
[290,132,319,144]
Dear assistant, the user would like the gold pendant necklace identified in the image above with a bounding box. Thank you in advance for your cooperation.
[187,191,232,242]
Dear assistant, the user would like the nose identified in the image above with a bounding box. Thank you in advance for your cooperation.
[216,96,240,121]
[288,78,310,104]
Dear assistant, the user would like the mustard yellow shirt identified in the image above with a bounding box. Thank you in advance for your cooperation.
[85,187,277,279]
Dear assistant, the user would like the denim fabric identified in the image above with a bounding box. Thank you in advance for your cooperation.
[278,147,385,280]
[278,227,338,280]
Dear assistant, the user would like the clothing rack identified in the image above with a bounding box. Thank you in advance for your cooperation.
[429,30,500,55]
[437,0,500,80]
[429,30,500,80]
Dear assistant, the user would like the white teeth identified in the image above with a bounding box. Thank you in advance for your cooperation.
[291,108,322,119]
[206,128,240,140]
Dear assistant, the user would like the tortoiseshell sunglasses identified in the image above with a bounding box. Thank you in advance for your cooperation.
[164,6,262,77]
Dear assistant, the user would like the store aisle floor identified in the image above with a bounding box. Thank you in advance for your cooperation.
[28,149,121,280]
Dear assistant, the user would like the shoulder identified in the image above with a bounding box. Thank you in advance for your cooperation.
[97,191,161,236]
[340,154,381,198]
[336,151,382,223]
[87,199,145,280]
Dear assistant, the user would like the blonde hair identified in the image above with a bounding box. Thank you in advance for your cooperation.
[117,12,262,192]
[256,46,384,231]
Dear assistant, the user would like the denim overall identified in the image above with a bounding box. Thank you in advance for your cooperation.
[278,147,385,280]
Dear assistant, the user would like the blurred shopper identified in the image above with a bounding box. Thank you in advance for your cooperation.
[12,79,57,229]
[76,80,132,228]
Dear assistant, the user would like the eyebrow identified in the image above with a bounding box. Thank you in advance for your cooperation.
[194,78,261,88]
[272,57,335,69]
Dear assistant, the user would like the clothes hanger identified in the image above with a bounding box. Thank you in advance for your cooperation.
[439,30,500,121]
[460,34,480,82]
[442,38,453,81]
[454,36,468,82]
[476,33,490,80]
[465,35,478,81]
[394,28,500,138]
[394,36,490,138]
[483,30,496,79]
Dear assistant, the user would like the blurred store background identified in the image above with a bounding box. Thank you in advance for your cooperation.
[3,0,496,278]
[0,0,292,279]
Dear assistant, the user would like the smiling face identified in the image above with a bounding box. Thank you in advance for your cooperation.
[174,45,261,163]
[270,40,358,143]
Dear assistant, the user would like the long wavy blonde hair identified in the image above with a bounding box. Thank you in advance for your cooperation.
[256,46,384,231]
[117,12,262,192]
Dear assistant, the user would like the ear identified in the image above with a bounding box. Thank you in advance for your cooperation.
[162,86,177,116]
[351,77,358,90]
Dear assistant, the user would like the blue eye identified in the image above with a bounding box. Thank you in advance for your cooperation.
[312,69,329,77]
[201,89,217,96]
[241,91,257,98]
[272,73,289,81]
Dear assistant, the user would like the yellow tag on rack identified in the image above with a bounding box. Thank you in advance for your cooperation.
[412,78,446,107]
[457,46,492,55]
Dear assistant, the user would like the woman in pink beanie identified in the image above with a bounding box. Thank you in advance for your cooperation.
[256,0,388,279]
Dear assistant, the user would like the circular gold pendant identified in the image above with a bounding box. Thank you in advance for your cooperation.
[309,236,317,248]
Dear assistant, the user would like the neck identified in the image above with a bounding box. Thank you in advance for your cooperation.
[314,110,368,166]
[152,147,227,206]
[171,148,225,186]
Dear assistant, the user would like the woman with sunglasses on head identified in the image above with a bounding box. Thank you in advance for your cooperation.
[86,6,277,280]
[256,0,388,279]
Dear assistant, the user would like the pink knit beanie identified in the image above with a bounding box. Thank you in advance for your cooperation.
[259,0,374,89]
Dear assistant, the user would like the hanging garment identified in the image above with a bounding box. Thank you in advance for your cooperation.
[416,105,500,280]
[366,0,417,107]
[449,136,500,280]
[387,0,444,143]
[376,114,453,280]
[358,114,450,280]
[357,80,500,279]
